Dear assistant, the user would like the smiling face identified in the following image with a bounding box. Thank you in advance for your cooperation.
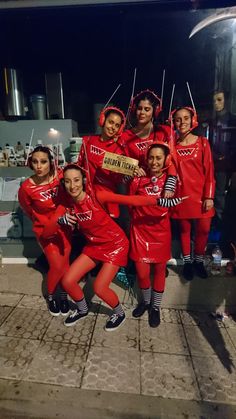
[147,146,166,176]
[102,112,122,140]
[31,151,51,178]
[173,108,192,135]
[136,99,154,126]
[63,168,84,201]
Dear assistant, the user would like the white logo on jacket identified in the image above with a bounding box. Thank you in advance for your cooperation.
[145,186,162,196]
[135,140,153,151]
[39,186,58,201]
[75,211,92,221]
[177,148,195,157]
[90,145,105,156]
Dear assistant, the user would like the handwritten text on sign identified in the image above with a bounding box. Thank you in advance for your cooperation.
[102,152,139,176]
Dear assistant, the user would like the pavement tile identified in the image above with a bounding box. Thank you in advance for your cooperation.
[192,355,236,404]
[0,292,23,307]
[0,306,14,326]
[140,322,189,355]
[223,315,236,329]
[124,306,181,323]
[43,314,96,346]
[91,315,138,349]
[180,310,225,328]
[184,325,236,358]
[17,295,47,310]
[161,308,182,323]
[225,328,236,351]
[23,340,88,387]
[0,307,52,340]
[0,336,40,380]
[141,352,200,400]
[82,346,140,394]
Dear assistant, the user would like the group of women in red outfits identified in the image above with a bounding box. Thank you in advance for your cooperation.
[18,89,215,331]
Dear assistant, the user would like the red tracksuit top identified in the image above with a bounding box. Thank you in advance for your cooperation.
[77,135,124,193]
[120,125,177,177]
[41,189,158,267]
[18,170,70,243]
[129,173,172,263]
[171,136,215,219]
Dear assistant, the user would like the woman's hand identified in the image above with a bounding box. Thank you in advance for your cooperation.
[58,212,77,227]
[164,190,174,198]
[133,166,146,177]
[203,198,214,212]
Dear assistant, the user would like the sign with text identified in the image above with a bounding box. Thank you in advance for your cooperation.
[102,152,139,176]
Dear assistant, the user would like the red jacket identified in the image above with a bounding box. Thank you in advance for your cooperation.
[120,125,177,177]
[41,190,158,267]
[171,136,215,219]
[77,135,124,192]
[129,173,172,263]
[18,171,71,246]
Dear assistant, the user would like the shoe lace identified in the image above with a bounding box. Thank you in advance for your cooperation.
[109,314,119,324]
[70,309,79,319]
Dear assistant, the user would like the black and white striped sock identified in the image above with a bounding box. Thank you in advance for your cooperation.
[164,175,177,192]
[195,255,204,263]
[157,197,184,207]
[113,303,125,317]
[75,297,88,314]
[141,287,151,305]
[152,290,164,310]
[183,255,192,264]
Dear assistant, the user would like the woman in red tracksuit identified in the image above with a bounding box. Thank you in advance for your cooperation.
[120,89,178,197]
[18,146,71,316]
[77,106,126,218]
[129,142,184,327]
[171,107,215,281]
[41,164,182,331]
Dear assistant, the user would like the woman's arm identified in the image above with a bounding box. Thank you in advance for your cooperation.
[77,138,86,168]
[18,185,34,219]
[96,190,187,208]
[202,137,215,199]
[40,204,69,239]
[96,190,157,207]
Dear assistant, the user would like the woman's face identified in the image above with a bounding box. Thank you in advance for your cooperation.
[147,147,166,176]
[102,112,122,140]
[64,169,84,200]
[136,99,154,125]
[173,108,192,135]
[31,151,51,177]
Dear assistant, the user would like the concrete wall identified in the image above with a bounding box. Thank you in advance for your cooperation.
[0,119,78,151]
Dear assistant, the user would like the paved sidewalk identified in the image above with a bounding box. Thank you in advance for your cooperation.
[0,265,236,418]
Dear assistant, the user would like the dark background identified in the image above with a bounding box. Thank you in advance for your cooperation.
[0,0,235,133]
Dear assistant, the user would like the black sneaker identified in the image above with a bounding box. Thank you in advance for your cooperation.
[148,307,161,328]
[64,309,88,327]
[132,302,150,318]
[193,261,208,278]
[60,299,70,316]
[105,313,126,332]
[182,263,194,281]
[47,298,60,317]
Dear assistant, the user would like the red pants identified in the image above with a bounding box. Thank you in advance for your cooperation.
[40,234,71,295]
[61,253,120,308]
[135,261,166,292]
[179,218,212,256]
